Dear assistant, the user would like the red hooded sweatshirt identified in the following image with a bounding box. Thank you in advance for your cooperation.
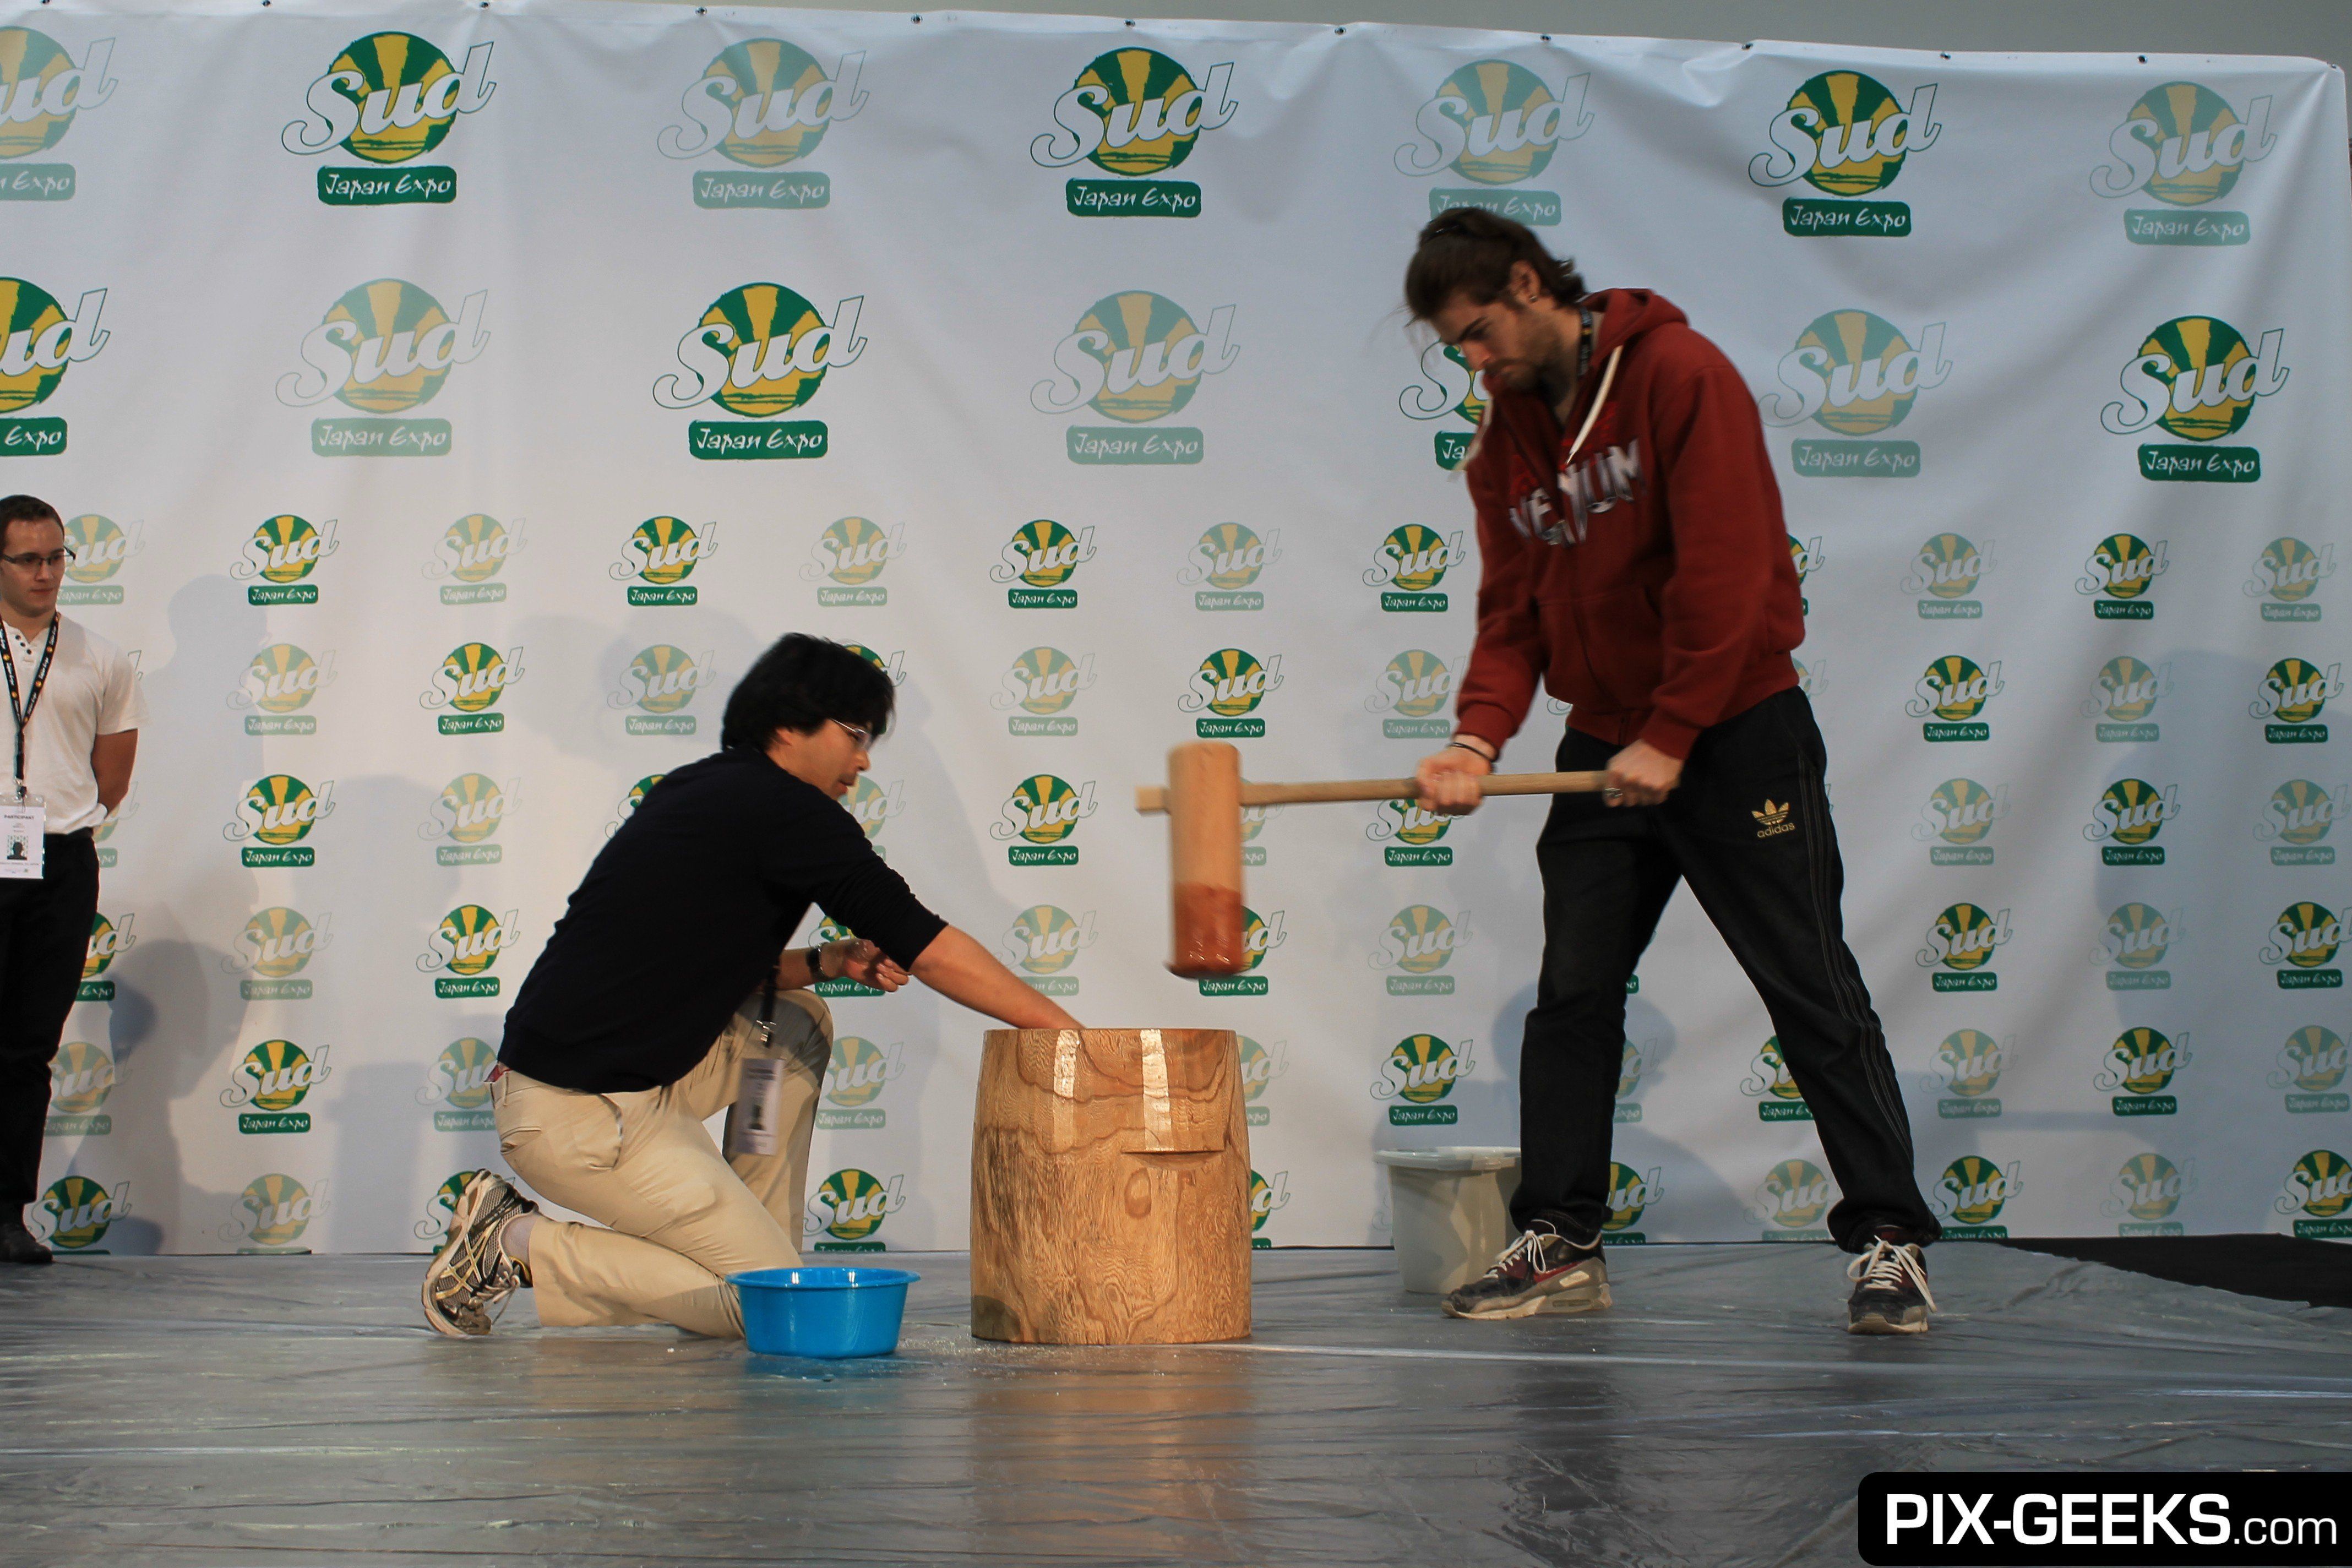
[1453,288,1803,762]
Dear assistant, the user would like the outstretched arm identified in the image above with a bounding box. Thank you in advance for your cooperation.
[909,926,1081,1030]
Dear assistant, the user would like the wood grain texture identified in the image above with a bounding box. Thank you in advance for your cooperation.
[1135,770,1610,814]
[971,1028,1252,1345]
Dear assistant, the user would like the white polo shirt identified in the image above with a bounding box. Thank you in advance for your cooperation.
[2,614,146,835]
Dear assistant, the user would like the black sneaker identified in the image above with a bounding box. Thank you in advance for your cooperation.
[421,1170,536,1337]
[1,1212,52,1267]
[1442,1226,1609,1320]
[1846,1232,1935,1335]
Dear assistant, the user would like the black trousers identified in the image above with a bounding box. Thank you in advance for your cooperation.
[1513,690,1939,1251]
[0,833,99,1210]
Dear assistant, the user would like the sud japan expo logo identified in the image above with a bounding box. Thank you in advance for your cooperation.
[2249,537,2333,623]
[2091,82,2273,245]
[81,910,133,1000]
[421,772,516,867]
[233,515,339,607]
[655,282,865,461]
[1757,309,1947,478]
[1399,339,1489,472]
[1373,905,1469,995]
[1917,902,2010,991]
[1031,48,1237,217]
[1902,532,1992,618]
[993,774,1098,867]
[225,907,330,1000]
[1756,1158,1832,1234]
[2262,902,2344,990]
[2076,533,2168,620]
[0,275,109,455]
[225,774,335,868]
[1365,524,1465,613]
[659,39,867,210]
[1181,647,1281,739]
[36,1174,127,1251]
[820,1037,902,1130]
[418,905,519,999]
[420,1038,497,1131]
[1366,650,1454,740]
[1748,69,1940,237]
[1032,291,1238,465]
[426,513,523,606]
[2105,1153,2193,1232]
[1934,1154,2019,1235]
[2258,780,2350,867]
[0,27,116,200]
[59,513,138,606]
[2252,658,2345,747]
[421,642,522,735]
[1914,777,2008,866]
[2277,1150,2352,1238]
[806,1168,905,1250]
[228,1173,327,1251]
[804,516,899,607]
[220,1039,331,1135]
[281,33,495,205]
[1370,1034,1475,1126]
[993,647,1096,737]
[1393,59,1592,228]
[1002,905,1098,996]
[994,518,1097,609]
[2102,315,2286,483]
[276,279,488,457]
[614,516,718,607]
[1905,654,2002,742]
[48,1039,114,1130]
[1604,1162,1659,1238]
[609,645,715,738]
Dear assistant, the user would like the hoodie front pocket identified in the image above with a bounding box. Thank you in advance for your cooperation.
[1543,581,1664,710]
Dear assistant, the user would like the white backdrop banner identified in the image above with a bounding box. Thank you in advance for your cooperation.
[13,0,2352,1256]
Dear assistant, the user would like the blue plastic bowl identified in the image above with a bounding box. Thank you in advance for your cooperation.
[729,1266,919,1359]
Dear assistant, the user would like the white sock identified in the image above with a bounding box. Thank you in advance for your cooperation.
[499,1213,538,1267]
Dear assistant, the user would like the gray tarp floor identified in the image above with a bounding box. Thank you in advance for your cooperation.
[3,1244,2347,1567]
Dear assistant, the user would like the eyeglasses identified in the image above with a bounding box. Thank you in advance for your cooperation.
[830,718,873,750]
[0,549,73,573]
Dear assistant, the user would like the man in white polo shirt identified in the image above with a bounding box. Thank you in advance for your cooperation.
[0,495,144,1266]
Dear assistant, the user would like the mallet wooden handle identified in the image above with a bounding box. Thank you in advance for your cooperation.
[1136,770,1609,814]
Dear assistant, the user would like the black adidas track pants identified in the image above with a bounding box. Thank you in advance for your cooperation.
[1512,688,1940,1251]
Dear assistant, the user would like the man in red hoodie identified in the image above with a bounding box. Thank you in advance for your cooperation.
[1406,209,1939,1335]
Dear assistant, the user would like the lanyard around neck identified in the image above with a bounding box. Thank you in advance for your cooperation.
[4,617,59,787]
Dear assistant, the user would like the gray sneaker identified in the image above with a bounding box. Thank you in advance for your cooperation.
[421,1170,535,1338]
[1442,1226,1610,1320]
[1845,1233,1935,1335]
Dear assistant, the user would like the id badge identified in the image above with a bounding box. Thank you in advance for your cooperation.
[726,1056,787,1158]
[0,791,42,881]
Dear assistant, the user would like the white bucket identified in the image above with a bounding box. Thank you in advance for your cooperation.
[1374,1147,1522,1295]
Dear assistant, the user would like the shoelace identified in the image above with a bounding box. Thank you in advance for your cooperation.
[1846,1239,1937,1310]
[1486,1227,1556,1278]
[443,1186,528,1324]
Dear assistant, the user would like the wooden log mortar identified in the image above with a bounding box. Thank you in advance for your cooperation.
[971,1028,1251,1345]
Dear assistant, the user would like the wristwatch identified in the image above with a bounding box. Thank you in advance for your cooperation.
[806,944,827,985]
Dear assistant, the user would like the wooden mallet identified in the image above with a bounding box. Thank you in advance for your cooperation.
[1139,742,1609,977]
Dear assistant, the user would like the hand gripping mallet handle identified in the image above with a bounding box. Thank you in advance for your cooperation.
[1142,742,1609,977]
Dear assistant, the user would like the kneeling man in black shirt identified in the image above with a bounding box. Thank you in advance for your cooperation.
[423,634,1081,1338]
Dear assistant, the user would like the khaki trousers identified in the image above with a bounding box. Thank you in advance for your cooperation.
[492,990,831,1338]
